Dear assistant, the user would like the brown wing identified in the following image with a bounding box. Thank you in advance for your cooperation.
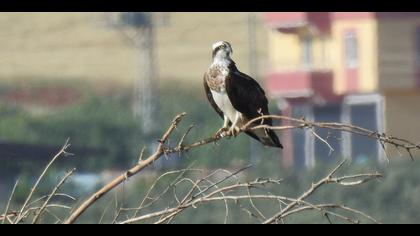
[203,73,224,120]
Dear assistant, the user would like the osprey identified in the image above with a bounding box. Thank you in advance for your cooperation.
[203,41,283,148]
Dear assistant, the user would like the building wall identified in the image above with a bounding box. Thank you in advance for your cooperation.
[331,19,378,94]
[265,13,420,166]
[377,17,420,91]
[266,28,331,72]
[266,17,379,96]
[377,17,420,158]
[384,90,420,157]
[0,12,268,86]
[267,30,302,71]
[266,13,420,95]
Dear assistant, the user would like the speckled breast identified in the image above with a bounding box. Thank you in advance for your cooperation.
[206,65,228,93]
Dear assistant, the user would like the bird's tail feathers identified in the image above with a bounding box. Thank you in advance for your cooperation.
[253,128,283,149]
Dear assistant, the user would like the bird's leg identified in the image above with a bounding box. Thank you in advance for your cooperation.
[214,115,230,138]
[228,112,241,137]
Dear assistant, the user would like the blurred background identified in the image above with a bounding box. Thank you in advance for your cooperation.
[1,12,420,223]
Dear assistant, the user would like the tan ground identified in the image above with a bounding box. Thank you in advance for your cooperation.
[0,12,269,87]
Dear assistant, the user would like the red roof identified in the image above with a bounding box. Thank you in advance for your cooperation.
[3,87,82,108]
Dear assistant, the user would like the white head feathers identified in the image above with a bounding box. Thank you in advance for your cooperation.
[211,41,233,61]
[212,41,226,51]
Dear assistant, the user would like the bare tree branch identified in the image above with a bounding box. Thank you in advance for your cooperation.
[6,112,417,224]
[263,159,381,224]
[243,115,420,161]
[117,161,381,224]
[64,113,187,224]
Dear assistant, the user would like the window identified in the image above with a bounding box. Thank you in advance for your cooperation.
[349,104,378,163]
[301,36,313,69]
[341,94,386,165]
[344,31,358,68]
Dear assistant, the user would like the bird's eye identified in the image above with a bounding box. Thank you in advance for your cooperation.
[220,45,225,49]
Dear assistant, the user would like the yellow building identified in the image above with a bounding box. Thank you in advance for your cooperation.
[264,12,420,168]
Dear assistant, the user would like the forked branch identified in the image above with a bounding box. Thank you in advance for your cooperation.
[62,112,418,224]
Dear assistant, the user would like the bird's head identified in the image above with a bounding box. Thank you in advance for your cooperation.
[211,41,233,60]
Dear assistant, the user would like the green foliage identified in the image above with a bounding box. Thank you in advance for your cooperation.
[0,94,141,171]
[1,82,420,223]
[0,105,38,142]
[0,82,268,176]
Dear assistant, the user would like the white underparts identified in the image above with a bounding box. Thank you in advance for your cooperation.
[212,90,268,140]
[211,89,271,141]
[211,90,246,130]
[223,115,229,128]
[230,110,241,132]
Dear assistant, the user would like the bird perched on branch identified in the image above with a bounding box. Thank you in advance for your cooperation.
[203,41,283,148]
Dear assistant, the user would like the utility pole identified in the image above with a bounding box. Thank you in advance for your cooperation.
[110,12,172,136]
[134,20,158,135]
[109,12,173,168]
[112,12,159,135]
[125,12,159,136]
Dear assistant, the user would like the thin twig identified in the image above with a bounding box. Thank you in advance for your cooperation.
[2,180,19,224]
[310,128,335,156]
[191,164,253,199]
[32,168,76,224]
[15,139,71,224]
[26,193,76,208]
[263,159,381,224]
[130,165,200,218]
[243,115,419,159]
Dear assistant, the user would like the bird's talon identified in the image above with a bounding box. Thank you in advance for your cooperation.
[228,128,238,137]
[215,127,229,138]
